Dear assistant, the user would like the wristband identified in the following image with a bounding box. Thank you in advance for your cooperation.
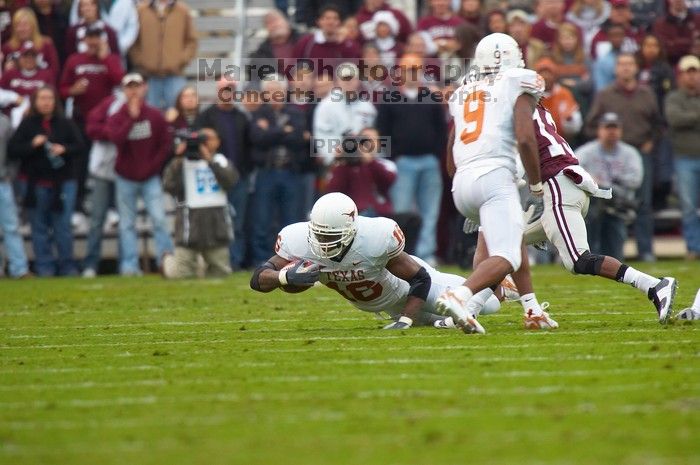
[529,182,543,193]
[278,269,288,286]
[398,315,413,326]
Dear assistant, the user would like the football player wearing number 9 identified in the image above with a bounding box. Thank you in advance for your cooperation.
[250,193,510,329]
[437,32,556,334]
[522,106,678,323]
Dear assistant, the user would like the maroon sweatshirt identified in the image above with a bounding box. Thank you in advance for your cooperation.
[292,32,361,73]
[326,159,396,216]
[106,103,172,181]
[416,14,465,41]
[652,12,700,64]
[0,67,53,97]
[59,52,124,121]
[2,38,60,82]
[356,3,413,43]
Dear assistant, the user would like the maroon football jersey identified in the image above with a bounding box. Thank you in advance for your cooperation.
[533,105,579,182]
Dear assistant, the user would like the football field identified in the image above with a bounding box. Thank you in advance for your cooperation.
[1,262,699,465]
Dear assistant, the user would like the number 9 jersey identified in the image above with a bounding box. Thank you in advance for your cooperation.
[448,68,544,180]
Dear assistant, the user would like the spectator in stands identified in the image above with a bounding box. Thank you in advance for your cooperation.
[507,9,546,68]
[0,41,54,99]
[356,0,412,44]
[653,0,700,65]
[590,0,643,60]
[0,112,29,278]
[586,52,660,261]
[665,55,700,260]
[195,78,252,270]
[65,0,119,59]
[458,0,484,32]
[636,33,675,115]
[295,0,362,28]
[577,112,643,260]
[552,21,591,90]
[249,76,308,264]
[106,73,173,276]
[592,23,627,90]
[9,86,84,276]
[2,8,59,82]
[81,90,124,277]
[531,0,571,47]
[313,62,377,165]
[293,4,361,73]
[30,0,68,64]
[162,127,238,278]
[314,71,335,100]
[326,126,395,217]
[340,15,361,43]
[454,21,482,60]
[366,10,404,68]
[129,0,198,111]
[360,43,390,100]
[376,55,446,265]
[536,57,583,139]
[417,0,465,58]
[484,9,507,34]
[165,85,198,130]
[60,24,124,126]
[249,9,301,80]
[565,0,610,46]
[69,0,139,58]
[629,0,664,32]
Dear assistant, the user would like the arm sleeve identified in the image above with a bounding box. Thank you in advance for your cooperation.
[209,154,239,191]
[105,105,135,143]
[104,54,126,87]
[386,221,406,260]
[58,59,76,99]
[119,5,140,54]
[510,69,545,101]
[162,158,184,197]
[619,147,644,190]
[367,159,397,192]
[61,120,86,159]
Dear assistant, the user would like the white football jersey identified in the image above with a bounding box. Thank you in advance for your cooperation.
[449,67,544,179]
[275,216,408,313]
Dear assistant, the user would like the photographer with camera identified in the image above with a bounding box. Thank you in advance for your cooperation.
[161,128,239,279]
[576,112,643,261]
[326,127,421,254]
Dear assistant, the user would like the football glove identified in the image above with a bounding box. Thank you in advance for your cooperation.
[525,194,544,225]
[278,261,321,287]
[383,315,412,330]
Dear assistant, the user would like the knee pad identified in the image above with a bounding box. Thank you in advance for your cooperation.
[573,251,604,276]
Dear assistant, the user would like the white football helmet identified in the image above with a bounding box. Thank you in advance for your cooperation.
[473,33,524,76]
[308,193,358,259]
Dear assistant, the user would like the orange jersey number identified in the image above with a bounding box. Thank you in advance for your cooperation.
[460,90,486,145]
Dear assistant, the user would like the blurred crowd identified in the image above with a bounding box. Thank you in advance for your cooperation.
[0,0,698,278]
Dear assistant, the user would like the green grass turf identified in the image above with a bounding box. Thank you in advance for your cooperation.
[0,262,699,465]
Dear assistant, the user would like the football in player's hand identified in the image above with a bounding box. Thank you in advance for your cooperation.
[280,260,319,293]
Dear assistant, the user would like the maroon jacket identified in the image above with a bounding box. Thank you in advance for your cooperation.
[356,2,413,43]
[0,67,53,97]
[292,32,360,73]
[59,52,124,122]
[106,103,172,181]
[652,12,700,64]
[416,14,465,41]
[65,21,120,58]
[326,159,396,216]
[2,38,60,83]
[589,26,643,60]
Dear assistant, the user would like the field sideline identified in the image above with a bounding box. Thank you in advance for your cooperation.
[1,262,699,465]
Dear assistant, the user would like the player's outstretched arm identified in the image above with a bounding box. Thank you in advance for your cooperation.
[385,252,432,328]
[514,94,543,196]
[250,255,289,292]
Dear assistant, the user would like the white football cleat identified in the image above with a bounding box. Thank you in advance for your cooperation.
[523,303,558,330]
[500,275,520,301]
[434,317,457,329]
[435,288,486,334]
[648,277,677,324]
[675,307,700,321]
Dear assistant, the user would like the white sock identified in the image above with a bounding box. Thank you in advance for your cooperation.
[520,293,543,317]
[466,288,494,316]
[693,288,700,310]
[622,266,660,294]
